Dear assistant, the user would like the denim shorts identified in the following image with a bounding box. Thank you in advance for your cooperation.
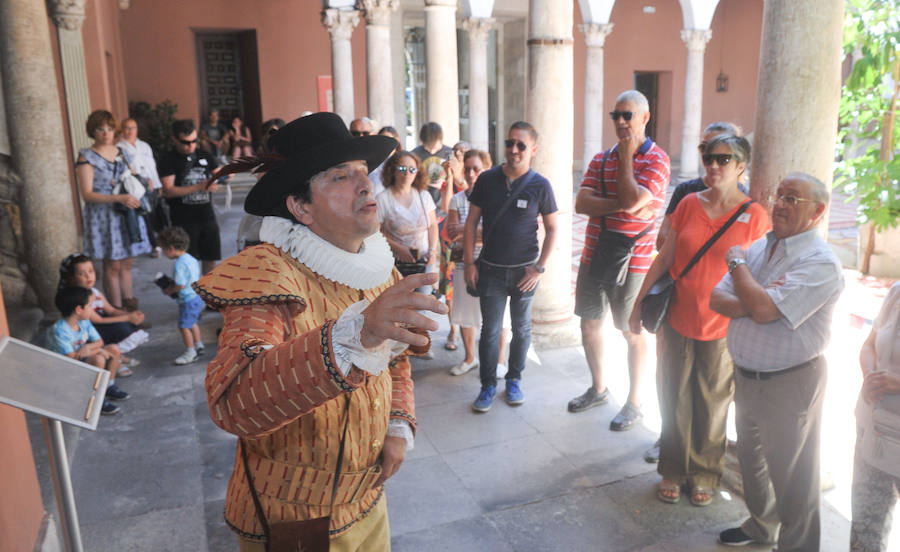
[178,295,205,329]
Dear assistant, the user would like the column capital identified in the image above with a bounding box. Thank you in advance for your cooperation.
[47,0,86,31]
[357,0,398,27]
[424,0,457,8]
[680,28,712,51]
[461,17,495,40]
[322,8,360,41]
[578,22,614,48]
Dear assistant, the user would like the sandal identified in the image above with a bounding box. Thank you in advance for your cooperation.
[690,486,714,507]
[657,479,680,504]
[444,334,458,351]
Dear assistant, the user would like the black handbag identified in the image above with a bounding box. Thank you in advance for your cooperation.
[588,149,654,287]
[640,200,754,333]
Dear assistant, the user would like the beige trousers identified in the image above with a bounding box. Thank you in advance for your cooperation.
[238,496,390,552]
[656,321,734,489]
[735,356,826,552]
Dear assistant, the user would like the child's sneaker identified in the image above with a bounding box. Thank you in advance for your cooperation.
[194,342,205,355]
[174,348,198,365]
[105,384,130,401]
[101,400,121,416]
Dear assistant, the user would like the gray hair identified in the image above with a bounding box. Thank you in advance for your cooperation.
[786,172,830,205]
[452,141,472,153]
[704,121,742,136]
[705,135,751,165]
[615,90,650,113]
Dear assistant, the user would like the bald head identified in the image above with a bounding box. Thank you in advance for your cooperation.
[785,172,830,206]
[349,118,374,137]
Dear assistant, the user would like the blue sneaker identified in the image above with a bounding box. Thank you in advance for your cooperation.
[505,379,524,405]
[472,385,496,413]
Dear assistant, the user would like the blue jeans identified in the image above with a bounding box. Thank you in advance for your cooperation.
[477,263,536,388]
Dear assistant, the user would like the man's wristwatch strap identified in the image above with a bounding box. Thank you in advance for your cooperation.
[728,258,748,273]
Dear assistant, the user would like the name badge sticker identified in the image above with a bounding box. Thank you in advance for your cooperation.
[737,213,751,223]
[517,199,528,209]
[199,158,208,166]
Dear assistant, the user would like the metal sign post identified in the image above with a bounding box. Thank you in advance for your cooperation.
[0,336,110,552]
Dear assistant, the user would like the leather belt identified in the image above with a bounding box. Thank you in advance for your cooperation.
[736,356,820,381]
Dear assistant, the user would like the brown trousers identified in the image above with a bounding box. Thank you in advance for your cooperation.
[238,496,390,552]
[656,321,734,489]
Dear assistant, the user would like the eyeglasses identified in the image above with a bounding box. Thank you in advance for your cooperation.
[178,138,198,146]
[96,126,115,133]
[701,153,733,166]
[765,193,821,207]
[504,139,527,152]
[350,130,371,137]
[397,165,418,174]
[609,111,635,122]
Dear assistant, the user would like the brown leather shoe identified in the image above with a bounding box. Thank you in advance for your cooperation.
[122,297,139,312]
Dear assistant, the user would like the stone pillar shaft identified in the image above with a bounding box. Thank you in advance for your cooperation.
[678,29,712,180]
[749,0,843,225]
[527,0,578,347]
[359,0,398,127]
[424,0,460,144]
[0,0,79,311]
[49,0,92,154]
[580,23,613,173]
[322,8,360,125]
[463,18,493,151]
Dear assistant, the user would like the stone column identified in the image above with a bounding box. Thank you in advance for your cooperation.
[527,0,579,347]
[462,17,493,151]
[749,0,843,225]
[579,22,614,173]
[322,8,360,125]
[678,29,712,180]
[358,0,398,127]
[424,0,460,144]
[48,0,93,154]
[0,0,79,312]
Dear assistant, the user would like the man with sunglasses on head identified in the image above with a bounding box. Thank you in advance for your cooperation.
[568,90,670,432]
[159,119,223,274]
[710,173,843,550]
[463,121,558,412]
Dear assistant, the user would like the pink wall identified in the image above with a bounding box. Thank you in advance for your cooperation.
[573,0,762,165]
[83,0,129,117]
[118,0,368,125]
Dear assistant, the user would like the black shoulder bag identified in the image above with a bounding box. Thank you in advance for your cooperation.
[240,398,351,552]
[466,170,535,297]
[588,149,654,287]
[640,200,753,334]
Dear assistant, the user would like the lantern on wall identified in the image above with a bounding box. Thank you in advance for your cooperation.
[716,71,729,93]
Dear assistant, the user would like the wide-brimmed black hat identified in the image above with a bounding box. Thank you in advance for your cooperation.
[242,112,396,219]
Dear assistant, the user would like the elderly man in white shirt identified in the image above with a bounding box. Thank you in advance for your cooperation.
[710,172,844,551]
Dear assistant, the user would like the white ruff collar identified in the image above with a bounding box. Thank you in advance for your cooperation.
[259,216,395,290]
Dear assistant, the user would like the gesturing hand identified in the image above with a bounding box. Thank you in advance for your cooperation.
[360,272,448,349]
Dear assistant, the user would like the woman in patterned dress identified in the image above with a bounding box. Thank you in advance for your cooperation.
[75,110,151,309]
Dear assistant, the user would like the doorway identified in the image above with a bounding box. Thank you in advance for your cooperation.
[195,31,262,146]
[634,72,659,142]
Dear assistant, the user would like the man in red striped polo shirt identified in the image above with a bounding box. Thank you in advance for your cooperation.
[568,90,671,432]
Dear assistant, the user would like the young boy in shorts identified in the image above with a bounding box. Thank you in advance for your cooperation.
[157,227,206,365]
[48,286,130,415]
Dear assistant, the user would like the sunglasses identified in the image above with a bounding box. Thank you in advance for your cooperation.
[350,130,371,137]
[178,138,198,146]
[701,153,733,166]
[609,111,635,122]
[765,193,821,207]
[504,139,527,152]
[397,165,418,174]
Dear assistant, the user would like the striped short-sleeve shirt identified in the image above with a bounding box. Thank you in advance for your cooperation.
[579,138,671,273]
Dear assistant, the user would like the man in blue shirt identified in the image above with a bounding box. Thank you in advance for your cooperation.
[463,121,559,412]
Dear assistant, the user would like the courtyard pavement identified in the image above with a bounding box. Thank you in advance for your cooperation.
[18,178,897,551]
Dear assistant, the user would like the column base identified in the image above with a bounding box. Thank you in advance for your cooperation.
[531,313,581,350]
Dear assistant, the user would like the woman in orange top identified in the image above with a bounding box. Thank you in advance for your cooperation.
[629,135,769,506]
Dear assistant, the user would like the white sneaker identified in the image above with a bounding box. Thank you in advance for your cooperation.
[449,359,479,376]
[117,329,149,354]
[497,363,507,378]
[420,348,434,360]
[174,348,198,365]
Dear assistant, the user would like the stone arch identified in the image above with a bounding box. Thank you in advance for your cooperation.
[576,0,616,24]
[678,0,721,29]
[461,0,494,18]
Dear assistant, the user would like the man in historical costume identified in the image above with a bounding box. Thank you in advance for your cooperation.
[194,112,446,551]
[711,173,843,550]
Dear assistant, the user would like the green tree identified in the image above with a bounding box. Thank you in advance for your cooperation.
[836,0,900,274]
[128,100,179,163]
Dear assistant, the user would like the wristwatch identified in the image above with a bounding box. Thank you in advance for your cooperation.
[728,258,748,273]
[535,265,545,274]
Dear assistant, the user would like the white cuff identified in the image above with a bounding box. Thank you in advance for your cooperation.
[331,300,408,376]
[387,419,415,451]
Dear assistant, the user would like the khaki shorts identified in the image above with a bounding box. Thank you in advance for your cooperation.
[574,262,645,330]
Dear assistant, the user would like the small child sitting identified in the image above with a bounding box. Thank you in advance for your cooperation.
[48,286,130,416]
[156,227,206,365]
[58,254,148,373]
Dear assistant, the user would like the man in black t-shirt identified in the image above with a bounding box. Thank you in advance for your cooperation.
[159,119,222,274]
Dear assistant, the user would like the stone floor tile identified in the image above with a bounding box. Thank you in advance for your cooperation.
[81,504,206,552]
[204,498,239,552]
[391,516,515,552]
[415,399,537,455]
